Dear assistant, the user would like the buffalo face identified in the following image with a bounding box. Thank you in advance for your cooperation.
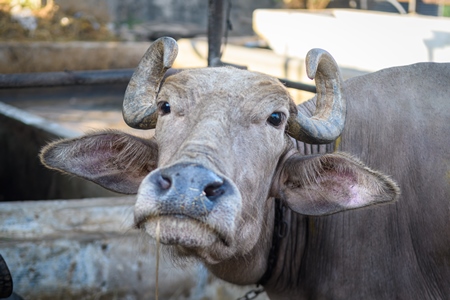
[132,66,294,265]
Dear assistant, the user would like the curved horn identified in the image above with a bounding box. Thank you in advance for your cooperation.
[287,48,346,144]
[123,37,178,129]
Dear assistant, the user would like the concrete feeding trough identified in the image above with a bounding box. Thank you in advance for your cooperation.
[0,80,132,201]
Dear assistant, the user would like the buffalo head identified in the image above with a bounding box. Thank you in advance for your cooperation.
[40,37,398,285]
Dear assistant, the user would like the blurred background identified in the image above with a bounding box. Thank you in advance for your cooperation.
[1,0,450,299]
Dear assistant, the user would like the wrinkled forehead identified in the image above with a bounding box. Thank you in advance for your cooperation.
[161,67,293,109]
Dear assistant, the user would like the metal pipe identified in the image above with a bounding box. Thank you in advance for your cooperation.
[0,69,134,89]
[0,69,316,93]
[279,78,316,93]
[207,0,225,67]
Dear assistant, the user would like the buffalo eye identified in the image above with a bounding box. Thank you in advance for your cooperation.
[158,101,171,115]
[267,112,284,127]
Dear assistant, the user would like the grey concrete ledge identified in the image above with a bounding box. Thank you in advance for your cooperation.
[0,41,151,74]
[0,102,81,139]
[0,197,136,240]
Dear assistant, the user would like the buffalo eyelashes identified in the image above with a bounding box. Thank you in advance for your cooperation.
[267,112,285,127]
[158,101,171,115]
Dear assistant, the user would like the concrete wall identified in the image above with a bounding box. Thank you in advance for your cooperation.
[55,0,281,37]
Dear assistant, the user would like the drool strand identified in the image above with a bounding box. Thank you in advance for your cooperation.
[155,219,161,300]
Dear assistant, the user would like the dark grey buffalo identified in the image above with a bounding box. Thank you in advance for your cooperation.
[40,37,450,299]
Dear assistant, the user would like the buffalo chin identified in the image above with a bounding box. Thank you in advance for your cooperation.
[142,215,231,255]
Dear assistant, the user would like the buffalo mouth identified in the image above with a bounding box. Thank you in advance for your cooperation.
[135,214,231,249]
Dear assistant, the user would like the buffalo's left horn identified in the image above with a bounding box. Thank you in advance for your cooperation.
[123,37,178,129]
[287,48,346,144]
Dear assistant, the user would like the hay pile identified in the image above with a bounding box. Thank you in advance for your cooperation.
[0,0,117,41]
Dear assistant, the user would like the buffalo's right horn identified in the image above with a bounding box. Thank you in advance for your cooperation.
[123,37,178,129]
[287,49,346,144]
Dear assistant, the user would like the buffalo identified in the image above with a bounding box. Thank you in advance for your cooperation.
[40,37,449,299]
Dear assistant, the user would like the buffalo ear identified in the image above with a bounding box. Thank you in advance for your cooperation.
[40,130,158,194]
[278,152,399,216]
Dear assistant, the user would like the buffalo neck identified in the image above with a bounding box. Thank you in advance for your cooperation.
[262,205,309,299]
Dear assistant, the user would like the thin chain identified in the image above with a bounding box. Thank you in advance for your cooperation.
[236,286,265,300]
[236,199,288,300]
[257,199,287,286]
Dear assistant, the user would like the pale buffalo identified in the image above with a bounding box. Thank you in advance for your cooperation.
[41,37,449,299]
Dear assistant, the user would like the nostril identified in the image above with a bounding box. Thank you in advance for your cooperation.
[204,182,225,199]
[157,174,171,190]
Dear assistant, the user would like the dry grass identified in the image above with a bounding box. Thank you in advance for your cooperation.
[0,0,117,41]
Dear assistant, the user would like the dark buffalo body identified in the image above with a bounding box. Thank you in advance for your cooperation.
[267,63,450,299]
